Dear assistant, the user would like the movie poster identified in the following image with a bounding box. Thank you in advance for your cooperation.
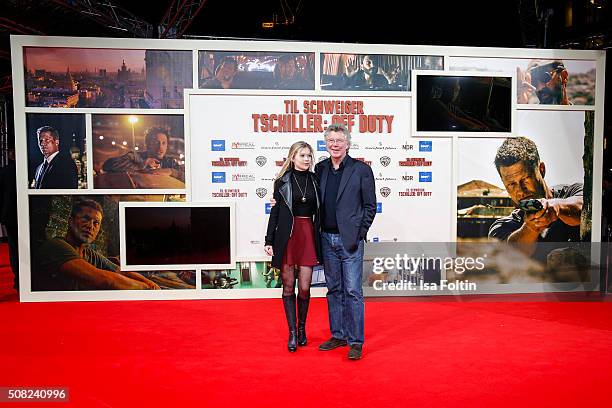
[189,93,453,259]
[199,51,315,90]
[321,53,443,91]
[26,113,86,189]
[453,110,593,283]
[92,114,185,189]
[24,47,193,109]
[29,194,193,291]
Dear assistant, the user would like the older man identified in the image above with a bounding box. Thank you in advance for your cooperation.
[316,123,377,360]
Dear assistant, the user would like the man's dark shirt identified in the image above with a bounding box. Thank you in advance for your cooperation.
[488,183,583,242]
[322,155,349,233]
[33,237,118,291]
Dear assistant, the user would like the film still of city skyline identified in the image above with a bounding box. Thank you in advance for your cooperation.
[24,47,193,109]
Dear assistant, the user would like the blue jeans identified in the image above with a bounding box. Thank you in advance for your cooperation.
[321,232,364,345]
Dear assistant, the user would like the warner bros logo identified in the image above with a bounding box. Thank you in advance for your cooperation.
[380,156,391,167]
[380,187,391,197]
[256,188,268,198]
[256,156,267,166]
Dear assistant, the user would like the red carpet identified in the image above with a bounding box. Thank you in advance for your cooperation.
[1,243,612,407]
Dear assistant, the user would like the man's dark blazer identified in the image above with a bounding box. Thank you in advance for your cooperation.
[33,153,78,189]
[315,155,377,253]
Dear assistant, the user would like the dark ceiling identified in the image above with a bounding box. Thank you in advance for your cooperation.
[0,0,610,91]
[0,1,526,79]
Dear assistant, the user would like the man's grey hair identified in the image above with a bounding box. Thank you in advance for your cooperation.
[323,123,352,145]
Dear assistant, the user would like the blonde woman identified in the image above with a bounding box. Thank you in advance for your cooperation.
[264,141,321,352]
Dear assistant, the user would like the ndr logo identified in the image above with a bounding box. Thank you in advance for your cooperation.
[419,141,432,152]
[212,172,226,183]
[317,140,327,151]
[211,140,225,151]
[419,172,432,182]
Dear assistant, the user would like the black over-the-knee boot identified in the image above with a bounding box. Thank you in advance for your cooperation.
[282,294,297,352]
[297,296,310,346]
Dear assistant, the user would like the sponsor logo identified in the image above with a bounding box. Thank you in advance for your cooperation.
[399,158,432,167]
[211,172,226,183]
[419,172,432,182]
[211,157,247,167]
[353,157,372,166]
[380,156,391,167]
[231,141,255,150]
[256,156,267,166]
[211,140,225,151]
[402,142,414,151]
[399,188,432,197]
[376,202,382,213]
[256,187,267,198]
[232,174,256,182]
[212,189,247,198]
[379,187,391,198]
[265,203,272,214]
[372,237,380,243]
[365,142,396,150]
[317,140,327,151]
[402,173,414,181]
[261,142,290,150]
[375,172,397,182]
[419,141,433,152]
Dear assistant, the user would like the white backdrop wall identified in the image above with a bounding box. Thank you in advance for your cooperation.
[10,35,606,302]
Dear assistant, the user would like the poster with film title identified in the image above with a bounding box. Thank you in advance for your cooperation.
[190,94,453,259]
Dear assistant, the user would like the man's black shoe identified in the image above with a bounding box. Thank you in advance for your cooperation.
[348,344,362,360]
[318,337,348,351]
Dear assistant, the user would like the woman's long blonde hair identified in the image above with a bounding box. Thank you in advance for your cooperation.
[276,141,315,180]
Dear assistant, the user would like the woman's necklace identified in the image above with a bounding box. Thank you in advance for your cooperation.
[293,172,308,203]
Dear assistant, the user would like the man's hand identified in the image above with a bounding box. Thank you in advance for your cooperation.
[517,67,536,104]
[522,198,559,234]
[121,271,161,290]
[264,245,274,256]
[270,198,277,208]
[149,168,173,176]
[143,158,161,170]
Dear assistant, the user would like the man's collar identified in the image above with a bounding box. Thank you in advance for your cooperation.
[330,154,350,169]
[45,151,60,163]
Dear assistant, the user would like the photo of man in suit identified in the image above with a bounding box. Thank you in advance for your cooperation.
[31,125,78,189]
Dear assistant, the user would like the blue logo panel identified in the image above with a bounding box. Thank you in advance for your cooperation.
[419,172,432,182]
[265,203,272,214]
[212,172,226,183]
[419,141,432,152]
[211,140,225,151]
[317,140,327,151]
[376,202,382,213]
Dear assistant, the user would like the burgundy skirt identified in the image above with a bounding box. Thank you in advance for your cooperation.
[282,216,318,266]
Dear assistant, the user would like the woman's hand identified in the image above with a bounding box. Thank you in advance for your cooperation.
[264,245,274,256]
